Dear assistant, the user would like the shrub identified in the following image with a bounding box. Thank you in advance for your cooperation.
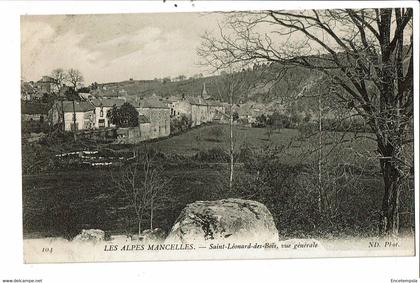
[231,146,385,238]
[206,126,224,142]
[170,114,192,134]
[107,103,139,128]
[193,147,229,162]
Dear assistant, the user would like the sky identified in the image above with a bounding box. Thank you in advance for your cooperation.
[21,13,225,84]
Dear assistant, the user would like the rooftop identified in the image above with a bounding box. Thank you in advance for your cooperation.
[21,102,49,115]
[37,76,55,84]
[137,95,169,109]
[187,96,207,106]
[90,98,125,108]
[61,101,95,112]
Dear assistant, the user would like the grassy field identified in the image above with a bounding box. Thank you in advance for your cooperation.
[151,124,300,155]
[145,124,379,168]
[22,165,228,239]
[23,124,410,239]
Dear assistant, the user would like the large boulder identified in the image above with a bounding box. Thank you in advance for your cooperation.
[166,198,279,243]
[73,229,105,242]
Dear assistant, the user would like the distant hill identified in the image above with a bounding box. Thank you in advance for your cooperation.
[94,63,344,117]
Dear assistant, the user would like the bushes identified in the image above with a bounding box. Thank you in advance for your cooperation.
[21,143,58,174]
[21,120,51,134]
[193,147,229,162]
[253,111,372,134]
[205,126,224,142]
[231,146,385,238]
[170,114,192,135]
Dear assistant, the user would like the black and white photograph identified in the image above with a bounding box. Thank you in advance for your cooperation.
[14,1,418,267]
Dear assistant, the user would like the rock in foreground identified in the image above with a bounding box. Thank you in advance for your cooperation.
[166,198,279,243]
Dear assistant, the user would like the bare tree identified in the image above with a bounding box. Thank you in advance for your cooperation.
[142,151,171,230]
[50,68,67,94]
[110,149,170,237]
[199,8,413,236]
[66,68,84,90]
[214,71,249,190]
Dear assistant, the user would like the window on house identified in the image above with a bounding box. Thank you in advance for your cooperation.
[98,119,105,128]
[100,109,104,117]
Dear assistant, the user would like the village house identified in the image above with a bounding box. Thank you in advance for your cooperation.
[116,114,152,143]
[21,81,38,101]
[49,101,95,131]
[172,97,192,120]
[21,102,49,122]
[169,84,226,126]
[21,77,56,101]
[164,95,180,117]
[36,76,57,95]
[138,114,152,141]
[207,99,225,121]
[188,96,210,126]
[90,87,127,101]
[90,98,125,128]
[136,94,171,139]
[186,83,216,126]
[78,92,94,101]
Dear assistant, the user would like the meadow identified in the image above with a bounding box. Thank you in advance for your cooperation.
[146,124,378,165]
[22,124,414,239]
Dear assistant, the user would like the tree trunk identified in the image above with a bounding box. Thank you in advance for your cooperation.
[229,100,234,190]
[379,146,402,236]
[150,198,154,230]
[318,92,324,214]
[72,100,77,142]
[138,213,143,237]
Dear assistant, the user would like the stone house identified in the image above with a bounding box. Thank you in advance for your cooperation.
[172,99,192,120]
[188,97,210,127]
[136,95,171,139]
[164,96,180,117]
[169,83,226,126]
[90,98,125,128]
[138,114,152,141]
[36,76,57,95]
[115,114,152,144]
[207,100,225,121]
[49,100,95,131]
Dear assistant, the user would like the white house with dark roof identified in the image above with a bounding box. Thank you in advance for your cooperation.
[90,98,125,128]
[49,100,95,131]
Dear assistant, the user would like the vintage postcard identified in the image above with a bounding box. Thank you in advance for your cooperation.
[20,6,417,263]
